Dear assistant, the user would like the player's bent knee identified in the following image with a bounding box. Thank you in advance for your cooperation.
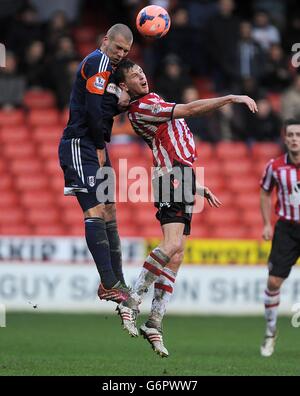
[268,276,284,291]
[163,242,183,257]
[84,204,106,219]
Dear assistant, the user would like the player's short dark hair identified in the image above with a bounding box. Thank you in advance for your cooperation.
[284,119,300,132]
[114,59,136,84]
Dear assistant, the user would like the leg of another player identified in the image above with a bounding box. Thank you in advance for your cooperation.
[261,275,284,357]
[104,203,126,285]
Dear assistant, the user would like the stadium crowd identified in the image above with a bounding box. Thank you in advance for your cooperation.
[0,0,299,143]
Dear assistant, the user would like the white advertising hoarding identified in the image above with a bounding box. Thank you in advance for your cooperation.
[0,263,300,314]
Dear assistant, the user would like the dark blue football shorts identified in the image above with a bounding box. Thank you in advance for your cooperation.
[58,136,115,210]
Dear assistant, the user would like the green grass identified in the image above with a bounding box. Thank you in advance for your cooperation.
[0,313,299,376]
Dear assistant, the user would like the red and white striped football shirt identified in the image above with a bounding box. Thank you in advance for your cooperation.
[261,153,300,221]
[127,93,196,174]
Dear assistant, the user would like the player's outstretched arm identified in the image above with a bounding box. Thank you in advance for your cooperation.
[196,184,222,208]
[173,94,258,119]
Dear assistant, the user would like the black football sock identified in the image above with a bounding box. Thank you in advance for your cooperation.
[84,217,117,289]
[106,220,125,285]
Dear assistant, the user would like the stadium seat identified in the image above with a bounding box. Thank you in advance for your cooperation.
[0,192,18,208]
[117,222,139,237]
[0,208,25,224]
[247,225,263,239]
[0,175,12,189]
[251,143,282,160]
[57,194,78,209]
[28,109,60,126]
[229,176,260,194]
[10,159,41,175]
[236,192,260,211]
[205,208,241,227]
[222,159,252,176]
[195,142,214,161]
[242,209,263,227]
[0,109,25,126]
[38,142,59,159]
[3,142,35,158]
[24,90,56,109]
[0,224,32,235]
[112,114,135,136]
[26,208,59,226]
[20,191,54,209]
[16,175,47,191]
[109,142,142,160]
[66,225,84,236]
[33,126,62,143]
[45,159,61,176]
[63,207,83,226]
[190,224,210,238]
[73,26,98,43]
[136,223,162,238]
[0,126,29,143]
[77,42,95,57]
[216,142,249,160]
[210,225,248,239]
[33,224,65,236]
[0,159,6,174]
[267,93,281,113]
[50,176,65,192]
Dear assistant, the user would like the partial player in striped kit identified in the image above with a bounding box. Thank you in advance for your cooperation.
[113,59,258,357]
[58,25,134,303]
[260,119,300,357]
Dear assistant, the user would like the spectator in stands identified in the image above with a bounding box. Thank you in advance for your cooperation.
[283,14,300,53]
[252,10,281,51]
[206,0,240,90]
[45,10,71,53]
[207,103,241,142]
[181,86,210,141]
[47,35,78,109]
[246,97,281,142]
[155,54,192,103]
[262,44,291,92]
[0,51,25,109]
[236,21,266,82]
[7,4,42,58]
[281,74,300,120]
[22,40,47,89]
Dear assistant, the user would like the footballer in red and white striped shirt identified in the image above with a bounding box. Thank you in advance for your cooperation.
[114,59,258,356]
[260,119,300,358]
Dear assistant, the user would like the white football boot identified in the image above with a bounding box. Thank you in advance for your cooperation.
[140,323,169,358]
[260,333,277,357]
[116,303,139,337]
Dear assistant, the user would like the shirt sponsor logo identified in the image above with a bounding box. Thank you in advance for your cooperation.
[151,103,162,114]
[94,76,106,90]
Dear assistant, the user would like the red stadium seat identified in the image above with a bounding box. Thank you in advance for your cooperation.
[267,93,281,113]
[251,143,282,160]
[77,42,95,57]
[195,142,214,161]
[0,224,32,235]
[33,126,62,143]
[28,109,60,126]
[50,176,65,192]
[211,225,248,239]
[33,224,65,236]
[0,126,29,143]
[242,209,263,227]
[16,175,47,191]
[10,159,41,175]
[0,175,12,190]
[26,208,59,225]
[117,222,139,237]
[0,192,18,208]
[73,26,98,43]
[136,223,162,238]
[247,225,263,239]
[0,160,6,174]
[205,208,240,226]
[216,142,249,160]
[57,194,78,209]
[20,191,54,209]
[236,192,260,211]
[109,143,142,160]
[0,208,25,224]
[3,142,35,158]
[190,224,210,238]
[0,109,25,126]
[222,159,252,176]
[45,159,62,176]
[66,225,84,236]
[38,142,59,159]
[63,207,83,226]
[229,176,260,194]
[24,90,56,109]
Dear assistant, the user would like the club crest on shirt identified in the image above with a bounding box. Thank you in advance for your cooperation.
[87,176,96,187]
[94,76,106,90]
[151,103,162,115]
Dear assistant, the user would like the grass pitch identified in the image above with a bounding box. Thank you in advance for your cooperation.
[0,313,299,376]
